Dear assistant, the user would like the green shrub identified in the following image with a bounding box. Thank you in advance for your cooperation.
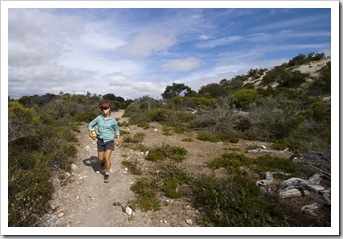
[137,121,150,129]
[191,174,284,226]
[272,138,302,152]
[277,70,308,88]
[162,178,184,198]
[253,155,299,175]
[181,138,193,142]
[145,150,164,162]
[146,144,187,162]
[197,133,221,142]
[197,133,239,143]
[9,162,53,226]
[208,153,250,169]
[130,177,161,212]
[150,108,173,123]
[155,164,189,199]
[121,160,142,175]
[172,125,190,134]
[229,89,258,109]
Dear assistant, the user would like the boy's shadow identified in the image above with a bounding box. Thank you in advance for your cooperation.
[83,156,105,176]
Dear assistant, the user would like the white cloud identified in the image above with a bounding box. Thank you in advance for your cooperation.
[8,65,96,97]
[8,9,84,66]
[195,36,242,48]
[163,57,201,72]
[104,72,129,86]
[119,31,176,57]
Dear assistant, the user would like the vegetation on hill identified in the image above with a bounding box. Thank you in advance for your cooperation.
[8,53,331,227]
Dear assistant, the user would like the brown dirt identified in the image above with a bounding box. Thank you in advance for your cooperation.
[49,109,292,228]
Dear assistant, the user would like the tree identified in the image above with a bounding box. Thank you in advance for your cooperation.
[229,89,258,109]
[161,83,192,99]
[198,83,224,98]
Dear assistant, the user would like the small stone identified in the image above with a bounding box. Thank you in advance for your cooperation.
[58,212,64,218]
[125,206,133,216]
[185,219,193,225]
[71,164,78,171]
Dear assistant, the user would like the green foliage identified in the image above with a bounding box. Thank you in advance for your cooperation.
[9,161,53,226]
[229,89,258,109]
[257,85,274,97]
[150,108,174,123]
[261,65,287,85]
[130,177,161,212]
[181,138,193,142]
[277,70,309,88]
[208,153,250,170]
[306,100,331,123]
[197,132,239,143]
[287,52,326,67]
[254,155,299,174]
[145,150,164,161]
[308,61,331,96]
[191,174,284,226]
[198,83,224,98]
[197,133,221,142]
[146,144,187,162]
[161,83,193,99]
[137,121,150,129]
[163,125,190,135]
[8,101,40,143]
[157,164,189,199]
[122,160,142,175]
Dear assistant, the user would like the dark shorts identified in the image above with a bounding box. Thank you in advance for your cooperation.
[97,138,115,152]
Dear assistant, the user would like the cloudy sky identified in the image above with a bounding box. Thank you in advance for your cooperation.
[6,3,333,100]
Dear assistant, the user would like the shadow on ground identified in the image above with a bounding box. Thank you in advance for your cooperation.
[82,156,105,175]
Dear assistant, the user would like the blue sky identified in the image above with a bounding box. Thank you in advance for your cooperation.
[6,3,333,100]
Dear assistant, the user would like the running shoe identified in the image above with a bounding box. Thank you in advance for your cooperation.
[104,174,109,183]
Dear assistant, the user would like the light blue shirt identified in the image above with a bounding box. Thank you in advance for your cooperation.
[88,115,120,143]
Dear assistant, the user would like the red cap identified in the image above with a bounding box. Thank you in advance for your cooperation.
[100,103,110,109]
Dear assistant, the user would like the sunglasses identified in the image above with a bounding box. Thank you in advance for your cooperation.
[101,107,109,110]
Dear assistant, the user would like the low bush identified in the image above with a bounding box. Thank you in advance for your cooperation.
[191,174,284,226]
[123,132,145,143]
[146,144,187,162]
[197,132,239,143]
[208,153,250,170]
[121,160,142,175]
[130,177,161,212]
